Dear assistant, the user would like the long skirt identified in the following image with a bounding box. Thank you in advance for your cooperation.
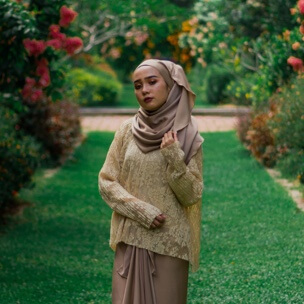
[112,242,189,304]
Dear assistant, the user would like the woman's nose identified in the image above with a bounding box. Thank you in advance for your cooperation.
[142,84,149,94]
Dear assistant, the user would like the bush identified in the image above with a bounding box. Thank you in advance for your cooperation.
[0,106,41,210]
[246,107,278,168]
[65,67,122,106]
[269,76,304,182]
[205,65,234,104]
[19,97,82,165]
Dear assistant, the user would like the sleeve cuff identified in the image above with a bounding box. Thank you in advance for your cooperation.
[160,141,185,169]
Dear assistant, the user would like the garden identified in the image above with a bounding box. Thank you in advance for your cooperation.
[0,0,304,303]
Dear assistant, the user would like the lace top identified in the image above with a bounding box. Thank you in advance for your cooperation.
[98,118,203,271]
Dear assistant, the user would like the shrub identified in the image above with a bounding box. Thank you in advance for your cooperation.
[205,65,234,104]
[246,107,278,168]
[19,96,82,165]
[0,106,41,210]
[65,68,122,106]
[269,76,304,182]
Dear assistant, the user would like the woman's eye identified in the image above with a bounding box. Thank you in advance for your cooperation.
[134,85,141,90]
[149,80,156,85]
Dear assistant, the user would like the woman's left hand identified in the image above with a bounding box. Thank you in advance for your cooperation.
[160,130,178,149]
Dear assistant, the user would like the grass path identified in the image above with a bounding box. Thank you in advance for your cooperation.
[1,131,304,303]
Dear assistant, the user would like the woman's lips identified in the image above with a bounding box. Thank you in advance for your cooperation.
[144,97,153,103]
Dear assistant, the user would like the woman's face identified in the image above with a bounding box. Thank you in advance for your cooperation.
[132,66,170,111]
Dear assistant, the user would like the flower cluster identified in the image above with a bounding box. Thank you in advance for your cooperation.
[22,5,82,102]
[287,0,304,72]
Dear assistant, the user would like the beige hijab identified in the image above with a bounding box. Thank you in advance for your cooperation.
[132,59,204,164]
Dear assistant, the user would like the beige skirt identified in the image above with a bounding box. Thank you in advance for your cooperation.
[112,242,189,304]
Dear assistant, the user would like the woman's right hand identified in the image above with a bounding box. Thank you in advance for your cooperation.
[150,213,166,229]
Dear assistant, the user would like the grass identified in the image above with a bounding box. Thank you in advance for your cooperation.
[1,131,304,303]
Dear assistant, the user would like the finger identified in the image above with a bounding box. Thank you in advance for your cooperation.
[153,219,161,226]
[156,215,165,223]
[173,132,178,141]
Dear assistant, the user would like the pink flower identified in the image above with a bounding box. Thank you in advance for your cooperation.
[23,39,46,57]
[46,39,62,50]
[300,25,304,35]
[59,6,78,27]
[38,72,50,87]
[298,0,304,14]
[63,37,83,55]
[287,56,304,72]
[30,89,43,102]
[36,58,50,87]
[22,77,36,98]
[49,24,67,41]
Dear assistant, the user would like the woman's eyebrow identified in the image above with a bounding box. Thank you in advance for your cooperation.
[133,75,159,83]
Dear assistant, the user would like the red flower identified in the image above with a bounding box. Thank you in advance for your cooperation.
[46,39,62,50]
[59,6,78,27]
[49,24,66,41]
[23,39,46,57]
[38,72,50,88]
[287,56,304,72]
[298,0,304,14]
[30,89,43,102]
[63,37,83,55]
[300,24,304,35]
[36,58,50,87]
[22,77,36,98]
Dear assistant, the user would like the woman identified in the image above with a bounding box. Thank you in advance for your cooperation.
[98,59,204,304]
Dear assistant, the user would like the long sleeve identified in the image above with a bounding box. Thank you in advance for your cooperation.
[160,141,203,207]
[98,125,162,229]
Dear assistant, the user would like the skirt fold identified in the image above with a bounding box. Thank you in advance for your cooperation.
[112,242,189,304]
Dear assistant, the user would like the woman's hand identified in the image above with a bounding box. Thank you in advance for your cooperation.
[160,130,178,149]
[150,213,166,229]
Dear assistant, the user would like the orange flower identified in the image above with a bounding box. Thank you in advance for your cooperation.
[292,42,301,50]
[59,6,78,27]
[290,8,297,15]
[282,30,291,41]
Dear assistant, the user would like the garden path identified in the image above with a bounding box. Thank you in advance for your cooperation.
[80,115,237,132]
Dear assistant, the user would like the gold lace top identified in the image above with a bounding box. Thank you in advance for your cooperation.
[98,118,203,271]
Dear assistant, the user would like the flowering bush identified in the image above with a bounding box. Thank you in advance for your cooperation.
[269,76,304,183]
[0,0,83,210]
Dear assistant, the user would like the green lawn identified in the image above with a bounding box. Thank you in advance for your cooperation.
[1,131,304,303]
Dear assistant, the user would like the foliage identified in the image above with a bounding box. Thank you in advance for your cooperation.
[246,110,277,168]
[269,76,304,183]
[18,97,82,165]
[73,0,193,78]
[178,0,300,106]
[0,106,41,210]
[242,76,304,183]
[205,64,234,104]
[65,67,122,106]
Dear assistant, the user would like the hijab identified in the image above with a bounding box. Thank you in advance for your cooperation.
[132,59,204,164]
